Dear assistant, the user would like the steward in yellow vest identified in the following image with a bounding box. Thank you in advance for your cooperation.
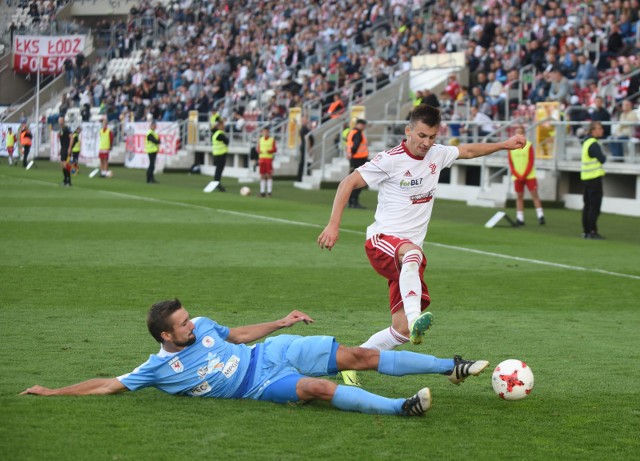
[68,126,82,176]
[580,122,607,239]
[211,119,229,192]
[146,121,160,183]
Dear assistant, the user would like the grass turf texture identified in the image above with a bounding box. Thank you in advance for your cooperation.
[1,161,639,461]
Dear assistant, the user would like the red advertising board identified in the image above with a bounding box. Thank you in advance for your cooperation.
[13,35,85,74]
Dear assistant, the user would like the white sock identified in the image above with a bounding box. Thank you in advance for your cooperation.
[267,178,272,194]
[260,179,266,194]
[360,327,408,351]
[400,250,423,326]
[536,207,544,218]
[517,211,524,221]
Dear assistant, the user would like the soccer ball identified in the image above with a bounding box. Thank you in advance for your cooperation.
[492,359,534,401]
[240,186,251,196]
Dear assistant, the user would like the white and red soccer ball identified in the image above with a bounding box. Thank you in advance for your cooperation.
[492,359,534,401]
[239,186,251,196]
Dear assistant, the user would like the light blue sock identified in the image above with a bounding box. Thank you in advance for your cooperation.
[378,350,454,375]
[331,385,404,415]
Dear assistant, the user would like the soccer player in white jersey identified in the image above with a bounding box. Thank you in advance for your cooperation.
[318,104,524,386]
[21,298,489,416]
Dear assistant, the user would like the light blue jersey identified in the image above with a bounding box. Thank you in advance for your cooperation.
[117,317,338,401]
[118,317,253,398]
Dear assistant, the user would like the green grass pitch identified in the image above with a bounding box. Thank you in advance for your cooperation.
[1,161,639,461]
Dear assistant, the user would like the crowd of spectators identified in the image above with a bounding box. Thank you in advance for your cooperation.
[13,0,638,150]
[405,0,640,146]
[51,0,434,126]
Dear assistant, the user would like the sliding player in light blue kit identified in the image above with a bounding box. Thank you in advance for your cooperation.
[21,299,488,417]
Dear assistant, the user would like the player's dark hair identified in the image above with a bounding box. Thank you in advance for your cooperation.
[147,298,183,343]
[409,104,441,129]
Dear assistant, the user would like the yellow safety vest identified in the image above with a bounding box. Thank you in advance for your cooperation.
[581,137,605,180]
[211,129,228,156]
[71,133,81,153]
[346,129,368,159]
[6,132,16,147]
[146,130,159,154]
[259,136,275,159]
[99,128,112,151]
[509,141,536,180]
[340,127,350,150]
[210,113,221,126]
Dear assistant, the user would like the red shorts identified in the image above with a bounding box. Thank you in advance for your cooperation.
[7,146,14,155]
[99,150,110,160]
[259,158,273,175]
[513,178,538,193]
[365,234,431,314]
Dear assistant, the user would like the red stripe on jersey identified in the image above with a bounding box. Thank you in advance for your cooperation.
[387,144,405,156]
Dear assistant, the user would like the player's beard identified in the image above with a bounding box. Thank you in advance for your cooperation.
[174,333,196,348]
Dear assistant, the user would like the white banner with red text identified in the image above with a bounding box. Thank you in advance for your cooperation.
[12,35,86,74]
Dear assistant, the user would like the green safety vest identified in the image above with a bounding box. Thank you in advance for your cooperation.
[99,128,111,150]
[509,141,536,180]
[259,136,275,159]
[71,133,81,153]
[581,137,605,181]
[146,130,159,154]
[6,132,16,147]
[211,129,228,156]
[341,127,350,149]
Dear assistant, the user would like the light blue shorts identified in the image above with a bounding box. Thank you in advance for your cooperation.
[243,334,338,403]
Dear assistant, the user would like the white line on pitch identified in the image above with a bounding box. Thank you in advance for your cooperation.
[98,190,640,281]
[4,175,638,281]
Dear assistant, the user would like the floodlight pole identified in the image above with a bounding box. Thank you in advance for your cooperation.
[27,56,40,170]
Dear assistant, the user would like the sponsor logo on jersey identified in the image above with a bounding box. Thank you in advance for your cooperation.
[222,355,240,378]
[202,336,215,348]
[169,356,184,373]
[190,381,211,397]
[197,353,224,380]
[399,178,423,189]
[403,170,412,177]
[372,153,383,163]
[410,188,435,204]
[429,162,437,175]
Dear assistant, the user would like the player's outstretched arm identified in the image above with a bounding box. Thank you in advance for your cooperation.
[227,310,314,344]
[317,171,367,251]
[20,378,128,396]
[458,134,526,159]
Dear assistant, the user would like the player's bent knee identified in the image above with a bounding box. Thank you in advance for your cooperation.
[296,378,337,401]
[336,345,379,371]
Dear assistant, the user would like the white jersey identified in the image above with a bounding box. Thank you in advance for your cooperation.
[357,140,459,247]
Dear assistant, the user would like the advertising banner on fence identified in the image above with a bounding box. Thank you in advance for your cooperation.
[50,122,101,165]
[13,35,85,74]
[124,122,179,170]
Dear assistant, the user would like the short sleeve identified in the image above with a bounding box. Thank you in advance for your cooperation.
[358,152,392,187]
[117,358,156,391]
